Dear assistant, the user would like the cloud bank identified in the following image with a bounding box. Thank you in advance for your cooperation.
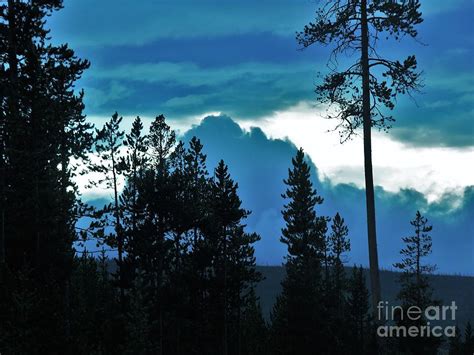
[182,115,473,274]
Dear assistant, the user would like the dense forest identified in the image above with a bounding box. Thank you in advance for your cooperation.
[0,1,472,354]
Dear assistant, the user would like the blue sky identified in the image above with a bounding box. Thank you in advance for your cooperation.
[48,0,474,273]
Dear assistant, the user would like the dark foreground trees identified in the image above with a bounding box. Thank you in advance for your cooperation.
[0,0,91,352]
[0,1,466,354]
[269,149,373,355]
[0,1,264,352]
[81,115,264,355]
[298,0,424,314]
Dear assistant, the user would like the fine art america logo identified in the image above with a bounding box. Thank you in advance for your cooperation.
[377,301,457,338]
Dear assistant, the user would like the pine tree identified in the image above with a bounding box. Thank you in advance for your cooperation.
[120,116,148,290]
[166,140,194,354]
[394,211,440,354]
[168,136,213,353]
[89,112,127,304]
[328,212,350,307]
[270,148,327,354]
[0,0,90,351]
[131,114,176,354]
[205,160,262,355]
[324,213,351,352]
[297,0,424,314]
[178,136,211,353]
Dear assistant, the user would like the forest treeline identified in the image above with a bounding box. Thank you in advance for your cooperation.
[0,1,473,355]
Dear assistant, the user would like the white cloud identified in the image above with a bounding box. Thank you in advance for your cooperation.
[75,111,220,200]
[78,102,474,204]
[237,102,474,202]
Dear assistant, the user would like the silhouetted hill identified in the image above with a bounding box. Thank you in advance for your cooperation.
[255,265,474,327]
[104,260,474,327]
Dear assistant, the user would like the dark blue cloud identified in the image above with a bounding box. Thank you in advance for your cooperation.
[183,115,474,274]
[80,33,308,69]
[83,62,316,119]
[47,0,474,148]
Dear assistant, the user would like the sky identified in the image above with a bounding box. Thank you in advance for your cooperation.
[48,0,474,273]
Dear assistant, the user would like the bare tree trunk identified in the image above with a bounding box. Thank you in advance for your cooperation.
[360,0,381,318]
[175,233,181,355]
[416,225,421,305]
[223,226,228,355]
[111,152,124,305]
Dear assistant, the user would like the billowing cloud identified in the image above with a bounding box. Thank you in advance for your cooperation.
[76,114,473,273]
[238,102,474,202]
[182,115,473,274]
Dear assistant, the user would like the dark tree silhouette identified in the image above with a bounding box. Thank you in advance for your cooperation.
[0,1,465,353]
[0,0,90,351]
[394,211,440,354]
[139,114,176,355]
[120,116,148,290]
[270,148,327,354]
[328,212,350,307]
[297,0,424,313]
[323,212,352,351]
[206,160,262,355]
[89,112,127,304]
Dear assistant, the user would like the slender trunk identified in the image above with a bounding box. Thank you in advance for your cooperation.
[324,243,329,283]
[156,218,165,355]
[192,224,201,353]
[175,233,181,355]
[132,156,137,237]
[111,151,124,305]
[360,0,381,318]
[223,226,228,355]
[416,226,420,305]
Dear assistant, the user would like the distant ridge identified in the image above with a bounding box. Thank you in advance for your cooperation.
[255,265,474,328]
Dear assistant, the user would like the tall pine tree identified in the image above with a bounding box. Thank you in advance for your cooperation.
[297,0,424,313]
[0,1,90,351]
[270,148,327,354]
